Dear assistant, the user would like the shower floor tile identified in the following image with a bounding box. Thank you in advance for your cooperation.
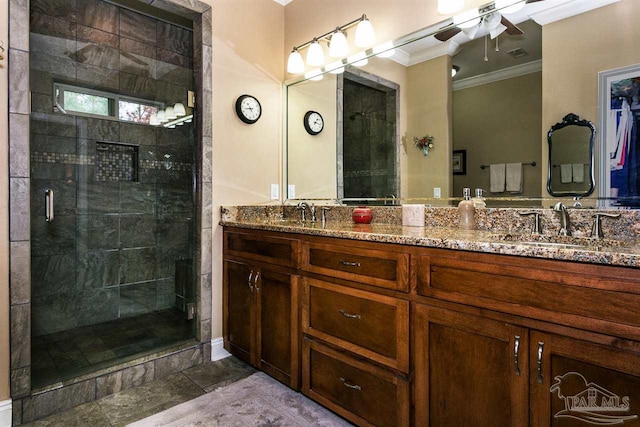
[31,309,194,389]
[21,357,257,427]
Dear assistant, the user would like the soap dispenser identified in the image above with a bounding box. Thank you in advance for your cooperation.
[458,187,475,230]
[472,188,486,208]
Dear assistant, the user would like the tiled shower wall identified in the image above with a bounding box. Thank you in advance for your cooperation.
[29,0,196,336]
[9,0,213,406]
[338,70,400,200]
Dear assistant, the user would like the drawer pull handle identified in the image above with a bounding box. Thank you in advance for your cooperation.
[339,260,361,267]
[254,271,260,292]
[339,309,361,320]
[536,341,544,384]
[340,377,362,391]
[513,335,521,377]
[248,271,254,292]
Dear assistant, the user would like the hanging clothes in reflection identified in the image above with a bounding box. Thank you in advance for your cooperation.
[609,77,640,206]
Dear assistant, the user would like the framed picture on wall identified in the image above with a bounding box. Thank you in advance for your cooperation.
[598,63,640,207]
[453,150,466,175]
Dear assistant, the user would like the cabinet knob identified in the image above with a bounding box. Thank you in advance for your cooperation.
[536,341,545,384]
[340,377,362,391]
[339,309,362,320]
[514,335,521,377]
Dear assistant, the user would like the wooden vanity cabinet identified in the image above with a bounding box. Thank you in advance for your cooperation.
[414,248,640,426]
[413,304,529,427]
[530,331,640,427]
[223,229,300,389]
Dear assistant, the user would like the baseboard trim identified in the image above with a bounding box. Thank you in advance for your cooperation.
[211,337,231,361]
[0,399,12,427]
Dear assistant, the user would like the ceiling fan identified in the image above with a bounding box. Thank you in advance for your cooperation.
[435,0,544,42]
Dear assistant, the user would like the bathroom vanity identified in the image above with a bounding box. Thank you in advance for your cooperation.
[222,211,640,426]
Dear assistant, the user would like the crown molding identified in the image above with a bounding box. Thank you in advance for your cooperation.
[529,0,620,25]
[453,59,542,91]
[392,40,460,67]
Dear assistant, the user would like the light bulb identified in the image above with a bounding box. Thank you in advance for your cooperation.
[287,48,305,74]
[173,102,186,117]
[437,0,464,15]
[454,8,481,29]
[325,61,345,74]
[157,110,168,123]
[495,0,526,14]
[348,52,368,67]
[306,39,325,67]
[304,69,324,81]
[355,15,376,48]
[451,65,459,77]
[149,113,160,126]
[329,29,348,58]
[373,41,395,58]
[165,106,176,120]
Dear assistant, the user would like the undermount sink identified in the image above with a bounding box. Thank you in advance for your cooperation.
[490,233,628,249]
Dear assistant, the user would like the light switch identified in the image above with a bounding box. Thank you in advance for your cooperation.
[434,187,441,198]
[287,185,296,199]
[270,184,279,200]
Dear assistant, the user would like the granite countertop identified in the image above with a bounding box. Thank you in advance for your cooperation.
[220,219,640,269]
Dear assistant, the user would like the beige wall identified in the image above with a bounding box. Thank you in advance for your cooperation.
[0,0,9,402]
[453,72,542,198]
[542,0,640,196]
[211,0,285,338]
[406,55,452,199]
[287,76,338,199]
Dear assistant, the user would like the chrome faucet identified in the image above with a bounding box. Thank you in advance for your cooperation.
[296,202,316,223]
[553,202,572,236]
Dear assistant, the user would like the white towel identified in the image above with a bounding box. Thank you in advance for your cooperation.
[506,163,523,193]
[560,164,572,183]
[572,163,584,183]
[490,164,506,193]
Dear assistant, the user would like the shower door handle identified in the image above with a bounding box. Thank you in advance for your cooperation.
[45,189,54,223]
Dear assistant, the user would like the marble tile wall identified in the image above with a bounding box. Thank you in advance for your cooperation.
[28,0,198,337]
[8,0,213,414]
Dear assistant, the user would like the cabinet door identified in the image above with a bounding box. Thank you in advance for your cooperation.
[256,267,299,389]
[530,331,640,427]
[414,304,529,427]
[223,259,256,365]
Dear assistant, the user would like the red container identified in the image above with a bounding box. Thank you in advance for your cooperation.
[352,206,373,224]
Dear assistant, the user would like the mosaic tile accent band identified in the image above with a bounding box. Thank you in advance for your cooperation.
[30,152,193,172]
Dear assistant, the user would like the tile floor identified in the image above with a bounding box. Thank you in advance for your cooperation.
[32,310,195,389]
[22,356,257,426]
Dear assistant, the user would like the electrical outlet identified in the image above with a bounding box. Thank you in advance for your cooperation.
[287,185,296,199]
[270,184,279,200]
[434,187,441,198]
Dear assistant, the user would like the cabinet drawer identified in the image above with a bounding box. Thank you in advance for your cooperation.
[302,339,409,427]
[302,241,409,291]
[302,277,409,372]
[224,230,299,268]
[417,252,640,339]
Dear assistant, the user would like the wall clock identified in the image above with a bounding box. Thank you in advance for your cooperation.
[235,94,262,124]
[304,110,324,135]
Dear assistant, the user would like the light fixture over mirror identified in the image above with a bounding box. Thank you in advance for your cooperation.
[286,14,376,75]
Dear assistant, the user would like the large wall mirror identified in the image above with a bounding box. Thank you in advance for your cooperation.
[286,0,638,207]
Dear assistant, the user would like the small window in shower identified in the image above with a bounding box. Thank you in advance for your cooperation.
[54,83,163,125]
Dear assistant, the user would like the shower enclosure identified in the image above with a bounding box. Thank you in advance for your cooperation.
[28,0,198,388]
[339,71,399,202]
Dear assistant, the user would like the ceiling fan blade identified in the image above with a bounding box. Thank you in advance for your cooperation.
[435,27,462,42]
[501,16,524,35]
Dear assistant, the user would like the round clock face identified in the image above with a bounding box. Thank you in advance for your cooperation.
[304,110,324,135]
[235,95,261,124]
